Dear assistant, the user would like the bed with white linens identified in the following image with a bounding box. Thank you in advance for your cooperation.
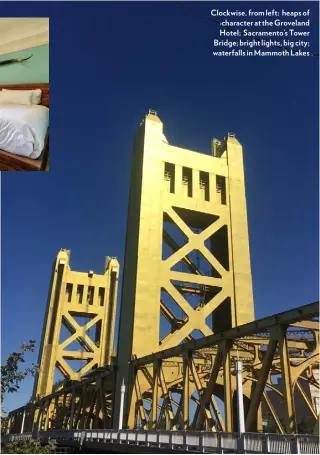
[0,83,49,171]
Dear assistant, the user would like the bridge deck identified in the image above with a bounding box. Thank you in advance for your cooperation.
[4,429,320,454]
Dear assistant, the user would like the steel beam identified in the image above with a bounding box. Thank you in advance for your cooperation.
[222,340,233,432]
[245,335,279,431]
[134,372,148,429]
[263,391,284,434]
[196,342,223,430]
[150,360,160,429]
[182,352,190,429]
[132,302,319,367]
[159,365,177,430]
[278,325,297,434]
[163,230,202,275]
[295,380,318,420]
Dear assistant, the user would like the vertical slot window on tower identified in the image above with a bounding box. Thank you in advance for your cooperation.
[216,175,227,205]
[87,286,94,305]
[199,171,209,201]
[164,162,175,193]
[182,167,193,197]
[77,285,84,304]
[65,283,73,303]
[98,287,105,306]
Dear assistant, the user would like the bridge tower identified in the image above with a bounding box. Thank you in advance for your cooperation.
[114,111,255,428]
[33,249,119,399]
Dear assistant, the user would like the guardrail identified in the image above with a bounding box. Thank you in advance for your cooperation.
[2,432,33,442]
[3,429,320,453]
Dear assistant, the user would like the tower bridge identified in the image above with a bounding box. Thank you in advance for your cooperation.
[4,111,319,452]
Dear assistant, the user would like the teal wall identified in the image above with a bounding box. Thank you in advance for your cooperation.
[0,44,49,84]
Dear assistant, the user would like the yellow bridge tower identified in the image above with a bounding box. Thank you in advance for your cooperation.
[5,113,318,436]
[114,110,255,427]
[33,249,119,399]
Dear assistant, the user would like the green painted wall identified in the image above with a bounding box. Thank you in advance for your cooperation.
[0,44,49,84]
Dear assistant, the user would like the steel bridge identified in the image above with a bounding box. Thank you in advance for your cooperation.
[5,302,320,440]
[4,112,320,452]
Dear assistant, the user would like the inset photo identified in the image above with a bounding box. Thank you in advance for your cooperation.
[0,18,49,171]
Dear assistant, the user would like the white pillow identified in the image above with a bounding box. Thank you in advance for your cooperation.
[2,88,42,105]
[0,90,33,105]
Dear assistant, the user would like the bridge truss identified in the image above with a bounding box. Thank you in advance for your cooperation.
[5,302,319,436]
[130,302,319,435]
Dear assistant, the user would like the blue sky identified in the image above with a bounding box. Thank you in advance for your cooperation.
[1,1,319,412]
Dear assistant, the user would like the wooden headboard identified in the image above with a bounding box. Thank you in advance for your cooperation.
[0,82,49,107]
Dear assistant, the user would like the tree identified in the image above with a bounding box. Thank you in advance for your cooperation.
[263,411,285,433]
[2,439,56,454]
[1,340,38,405]
[1,341,56,453]
[297,416,318,435]
[264,410,319,435]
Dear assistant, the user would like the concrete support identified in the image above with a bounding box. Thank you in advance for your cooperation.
[20,410,26,434]
[118,379,126,430]
[223,341,233,432]
[235,360,245,434]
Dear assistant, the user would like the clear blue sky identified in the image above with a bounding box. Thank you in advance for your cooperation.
[1,1,319,412]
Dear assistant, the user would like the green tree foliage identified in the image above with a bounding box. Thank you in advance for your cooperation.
[1,341,57,453]
[1,340,38,404]
[313,415,320,435]
[297,416,319,435]
[264,410,318,434]
[2,439,56,454]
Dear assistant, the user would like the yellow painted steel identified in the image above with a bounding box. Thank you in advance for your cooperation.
[151,361,160,429]
[245,336,279,431]
[182,353,190,429]
[33,249,119,399]
[5,307,319,435]
[278,325,298,434]
[115,111,255,428]
[5,112,319,437]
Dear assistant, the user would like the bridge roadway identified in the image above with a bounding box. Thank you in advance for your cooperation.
[4,429,320,454]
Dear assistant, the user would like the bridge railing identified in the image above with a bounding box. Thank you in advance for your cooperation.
[3,429,320,454]
[2,432,33,442]
[295,434,320,454]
